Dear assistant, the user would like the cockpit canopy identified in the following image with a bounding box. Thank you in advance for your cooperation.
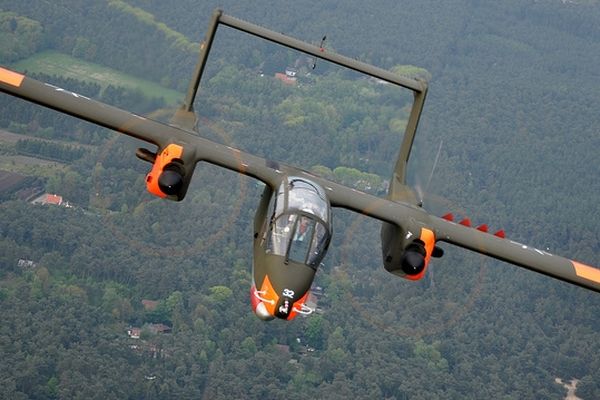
[273,177,330,222]
[265,177,332,268]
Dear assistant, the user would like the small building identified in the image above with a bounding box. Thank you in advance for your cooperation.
[30,193,73,208]
[32,193,63,206]
[275,73,297,85]
[17,259,36,269]
[147,323,172,334]
[127,327,141,339]
[285,67,297,77]
[275,67,298,85]
[312,286,324,297]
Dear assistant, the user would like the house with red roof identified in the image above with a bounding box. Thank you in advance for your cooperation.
[32,193,63,206]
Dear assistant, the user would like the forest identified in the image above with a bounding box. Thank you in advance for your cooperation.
[0,0,599,399]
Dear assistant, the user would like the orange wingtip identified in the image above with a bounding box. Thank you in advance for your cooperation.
[0,67,25,87]
[572,261,600,284]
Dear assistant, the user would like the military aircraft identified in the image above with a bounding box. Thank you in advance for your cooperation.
[1,10,598,321]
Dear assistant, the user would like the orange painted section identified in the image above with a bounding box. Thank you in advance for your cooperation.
[572,260,600,284]
[287,290,310,321]
[421,228,435,265]
[145,144,183,197]
[0,67,25,87]
[250,285,260,311]
[406,228,435,281]
[259,275,279,316]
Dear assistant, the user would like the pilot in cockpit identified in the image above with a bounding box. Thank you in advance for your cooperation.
[294,217,309,241]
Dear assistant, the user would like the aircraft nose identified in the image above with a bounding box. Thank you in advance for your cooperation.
[254,301,275,321]
[250,285,274,321]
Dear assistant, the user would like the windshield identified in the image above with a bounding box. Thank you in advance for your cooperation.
[266,213,330,268]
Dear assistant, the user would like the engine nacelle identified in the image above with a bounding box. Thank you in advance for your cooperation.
[138,144,195,201]
[381,223,440,280]
[400,241,428,277]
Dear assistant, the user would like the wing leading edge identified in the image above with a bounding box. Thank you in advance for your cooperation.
[321,180,600,292]
[428,215,600,292]
[0,67,283,187]
[1,67,599,293]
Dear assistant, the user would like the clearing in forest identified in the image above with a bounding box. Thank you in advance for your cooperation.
[11,51,183,105]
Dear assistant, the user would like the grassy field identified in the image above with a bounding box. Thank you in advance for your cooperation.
[11,51,183,105]
[0,155,68,177]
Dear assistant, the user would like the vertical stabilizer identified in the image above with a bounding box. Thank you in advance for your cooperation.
[388,86,428,204]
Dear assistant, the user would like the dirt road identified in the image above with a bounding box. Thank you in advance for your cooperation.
[555,378,581,400]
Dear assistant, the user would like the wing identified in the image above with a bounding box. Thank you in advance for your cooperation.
[2,67,599,293]
[283,166,600,292]
[427,214,600,293]
[0,67,419,206]
[0,67,284,187]
[324,182,600,292]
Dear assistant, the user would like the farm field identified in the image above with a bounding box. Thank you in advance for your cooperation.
[0,130,68,175]
[11,51,183,105]
[0,170,27,192]
[0,128,93,149]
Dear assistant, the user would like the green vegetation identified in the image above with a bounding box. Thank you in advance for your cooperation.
[15,139,88,163]
[11,51,183,105]
[107,0,198,53]
[0,11,43,63]
[0,0,599,399]
[390,65,432,82]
